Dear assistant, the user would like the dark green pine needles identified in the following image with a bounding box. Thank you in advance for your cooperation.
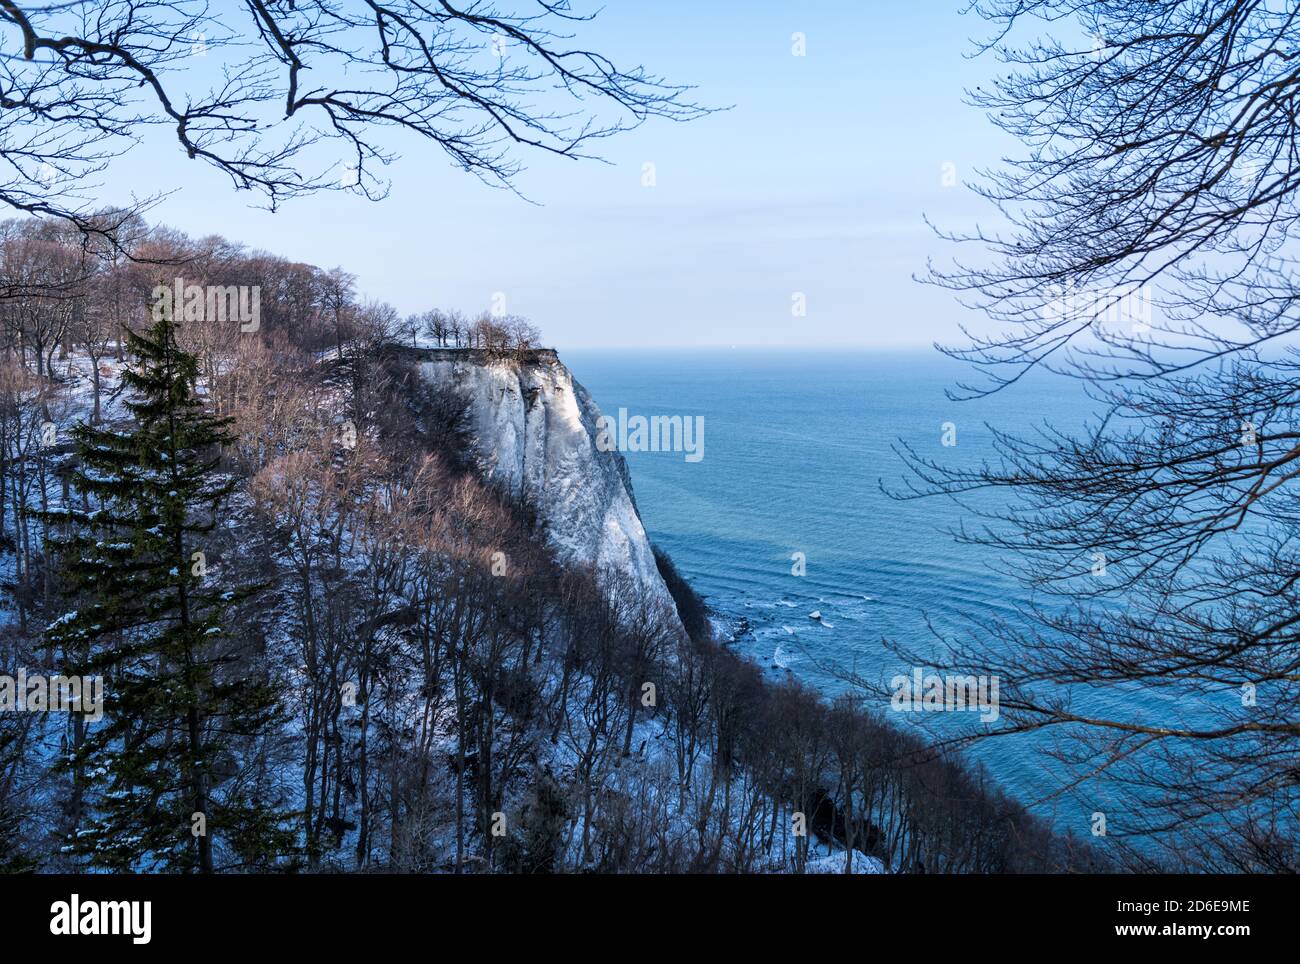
[42,311,293,872]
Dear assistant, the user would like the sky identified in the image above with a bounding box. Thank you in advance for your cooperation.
[87,2,1017,351]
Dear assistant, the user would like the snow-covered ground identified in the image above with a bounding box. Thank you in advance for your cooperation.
[2,346,894,874]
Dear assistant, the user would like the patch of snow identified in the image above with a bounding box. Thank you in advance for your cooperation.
[803,850,886,874]
[46,611,78,630]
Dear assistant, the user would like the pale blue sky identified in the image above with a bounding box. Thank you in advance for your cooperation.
[95,2,1013,350]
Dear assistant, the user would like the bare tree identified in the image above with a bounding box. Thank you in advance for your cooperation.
[898,0,1300,870]
[417,310,448,348]
[0,0,710,242]
[502,315,542,351]
[319,268,358,360]
[0,219,88,380]
[77,210,148,421]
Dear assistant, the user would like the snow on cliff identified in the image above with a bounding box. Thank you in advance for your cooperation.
[416,349,682,630]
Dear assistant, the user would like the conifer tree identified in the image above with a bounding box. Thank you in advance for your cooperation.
[0,724,35,873]
[43,309,292,872]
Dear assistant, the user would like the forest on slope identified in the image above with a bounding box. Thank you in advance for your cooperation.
[0,218,1107,872]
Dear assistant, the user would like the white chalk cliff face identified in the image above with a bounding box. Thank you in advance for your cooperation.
[416,350,682,629]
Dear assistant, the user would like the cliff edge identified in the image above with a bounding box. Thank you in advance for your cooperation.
[409,347,682,629]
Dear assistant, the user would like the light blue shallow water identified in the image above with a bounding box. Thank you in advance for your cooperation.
[564,348,1108,828]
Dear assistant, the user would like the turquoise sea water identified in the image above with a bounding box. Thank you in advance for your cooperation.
[564,348,1111,829]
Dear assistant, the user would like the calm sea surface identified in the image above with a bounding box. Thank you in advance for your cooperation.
[564,348,1116,829]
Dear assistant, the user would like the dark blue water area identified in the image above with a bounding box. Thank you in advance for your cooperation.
[563,347,1135,831]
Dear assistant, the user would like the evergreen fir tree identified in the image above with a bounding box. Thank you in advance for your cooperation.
[0,804,35,873]
[0,724,36,873]
[43,309,293,872]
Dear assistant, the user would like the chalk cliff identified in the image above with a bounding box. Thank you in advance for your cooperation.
[412,348,681,628]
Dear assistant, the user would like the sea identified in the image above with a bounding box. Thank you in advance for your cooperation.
[564,347,1118,832]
